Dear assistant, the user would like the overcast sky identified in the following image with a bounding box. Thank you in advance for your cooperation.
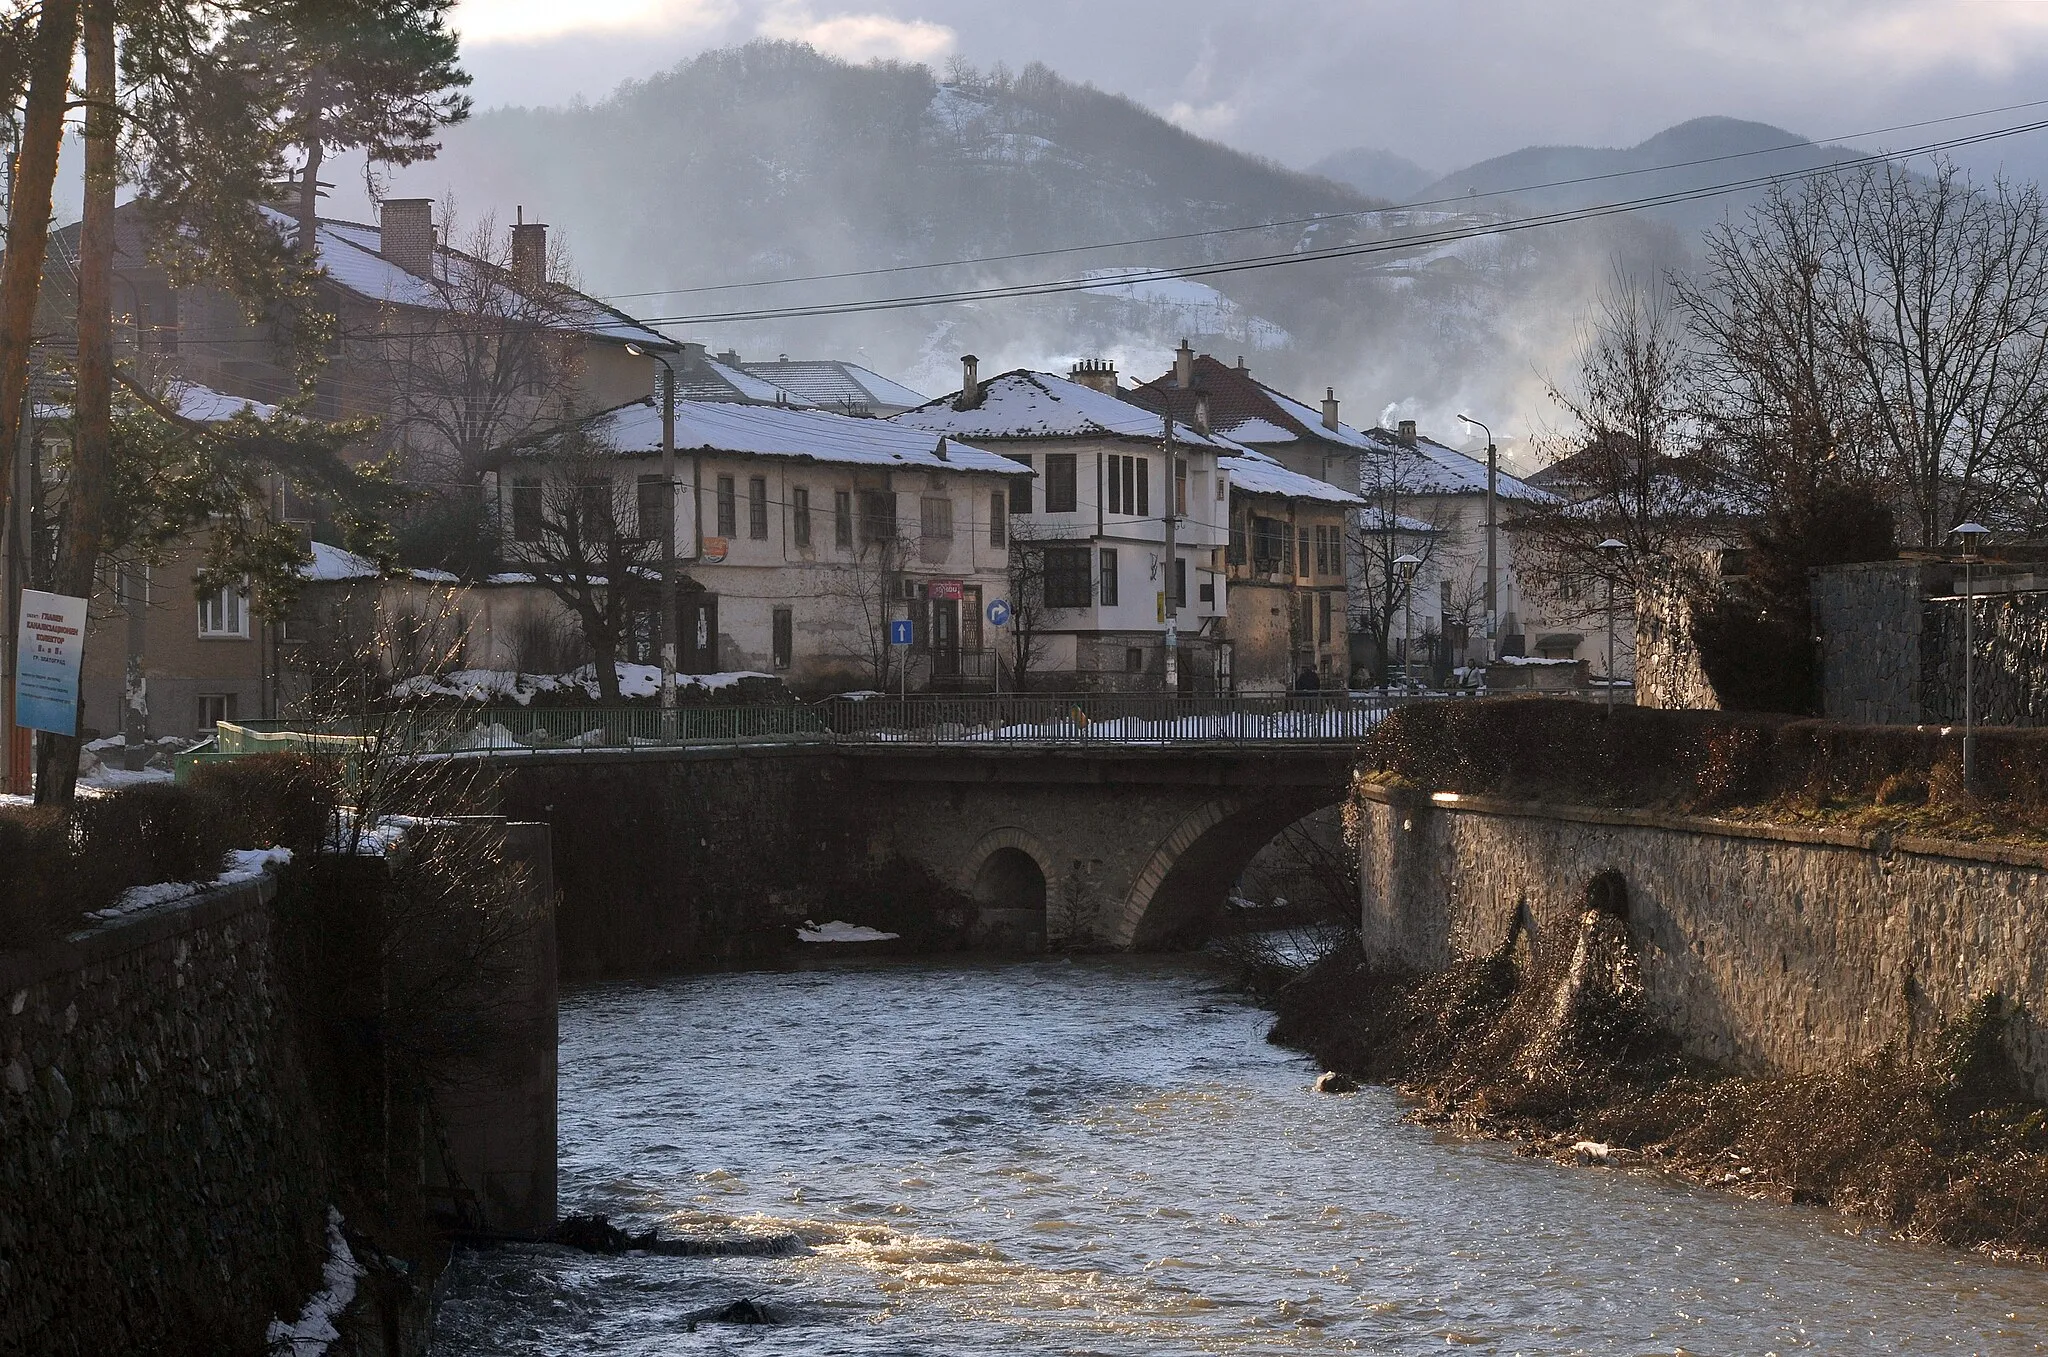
[450,0,2048,177]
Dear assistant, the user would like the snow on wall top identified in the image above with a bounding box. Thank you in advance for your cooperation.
[275,210,673,349]
[564,398,1025,475]
[893,369,1238,447]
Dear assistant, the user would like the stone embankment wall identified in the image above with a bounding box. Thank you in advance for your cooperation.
[495,748,871,976]
[1633,576,1721,711]
[0,878,329,1355]
[1922,591,2048,726]
[1355,784,2048,1098]
[1813,559,2048,727]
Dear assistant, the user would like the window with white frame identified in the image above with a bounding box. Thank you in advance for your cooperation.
[197,582,249,638]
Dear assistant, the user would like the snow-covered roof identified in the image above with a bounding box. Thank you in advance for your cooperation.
[545,398,1025,475]
[273,209,674,350]
[738,359,928,412]
[1356,427,1554,504]
[894,369,1238,447]
[1220,416,1298,444]
[175,383,277,423]
[675,357,809,406]
[1223,448,1364,506]
[300,540,456,584]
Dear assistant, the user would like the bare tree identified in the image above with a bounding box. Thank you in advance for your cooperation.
[809,530,913,691]
[1518,269,1732,617]
[374,204,590,487]
[1831,161,2048,546]
[1345,463,1440,685]
[1002,526,1076,693]
[511,442,658,704]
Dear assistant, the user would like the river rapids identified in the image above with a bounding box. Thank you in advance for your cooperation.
[429,955,2048,1354]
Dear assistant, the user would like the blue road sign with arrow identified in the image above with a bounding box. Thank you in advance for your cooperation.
[889,619,914,645]
[986,598,1012,627]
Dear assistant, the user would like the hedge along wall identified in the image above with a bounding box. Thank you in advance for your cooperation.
[1354,788,2048,1100]
[0,877,329,1356]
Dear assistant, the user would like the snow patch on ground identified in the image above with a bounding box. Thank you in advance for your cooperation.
[797,920,901,943]
[91,847,293,921]
[390,666,775,706]
[266,1207,365,1355]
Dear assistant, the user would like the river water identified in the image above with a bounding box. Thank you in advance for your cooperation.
[430,956,2048,1354]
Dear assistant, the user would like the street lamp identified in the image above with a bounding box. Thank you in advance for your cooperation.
[1953,521,1990,787]
[1457,414,1498,661]
[1597,538,1625,710]
[626,342,680,739]
[1394,553,1422,693]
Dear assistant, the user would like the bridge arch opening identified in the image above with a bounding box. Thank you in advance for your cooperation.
[974,847,1048,950]
[1113,791,1351,949]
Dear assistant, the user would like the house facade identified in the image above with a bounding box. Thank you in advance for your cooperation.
[501,398,1023,694]
[1129,348,1551,682]
[1215,448,1365,692]
[893,360,1238,693]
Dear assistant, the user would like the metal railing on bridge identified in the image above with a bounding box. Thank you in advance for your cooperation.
[207,693,1404,764]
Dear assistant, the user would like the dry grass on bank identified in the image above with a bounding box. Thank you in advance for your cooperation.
[1361,700,2048,846]
[1270,913,2048,1259]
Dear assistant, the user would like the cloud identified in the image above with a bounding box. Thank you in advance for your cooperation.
[755,4,955,63]
[454,0,737,45]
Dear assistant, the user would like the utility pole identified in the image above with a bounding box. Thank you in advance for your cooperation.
[628,344,680,739]
[1599,538,1625,710]
[1955,521,1989,787]
[1161,410,1178,695]
[1459,414,1498,659]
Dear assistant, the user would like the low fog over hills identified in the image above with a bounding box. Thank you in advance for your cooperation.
[378,44,1804,455]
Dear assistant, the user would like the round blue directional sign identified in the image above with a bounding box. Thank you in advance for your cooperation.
[986,598,1012,627]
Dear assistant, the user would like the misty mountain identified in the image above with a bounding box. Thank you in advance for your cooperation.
[379,42,1679,447]
[1307,146,1435,203]
[1420,116,1870,240]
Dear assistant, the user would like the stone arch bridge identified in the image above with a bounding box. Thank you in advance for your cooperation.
[844,745,1357,948]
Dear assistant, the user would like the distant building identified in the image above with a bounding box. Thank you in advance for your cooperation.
[1215,446,1367,692]
[893,358,1237,693]
[502,398,1022,693]
[1128,346,1551,680]
[734,356,929,418]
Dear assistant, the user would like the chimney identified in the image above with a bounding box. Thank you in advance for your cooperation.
[680,341,707,371]
[934,436,950,462]
[1067,357,1119,395]
[954,354,982,411]
[1322,387,1340,431]
[1235,355,1247,372]
[1174,338,1195,390]
[1193,391,1212,437]
[717,349,742,364]
[510,207,548,288]
[379,198,435,278]
[1398,418,1417,446]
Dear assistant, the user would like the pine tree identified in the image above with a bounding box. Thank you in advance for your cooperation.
[226,0,471,257]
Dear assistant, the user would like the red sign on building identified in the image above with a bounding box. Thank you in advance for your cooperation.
[926,579,963,601]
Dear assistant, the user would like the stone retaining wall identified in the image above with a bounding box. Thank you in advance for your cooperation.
[0,878,330,1356]
[1355,784,2048,1097]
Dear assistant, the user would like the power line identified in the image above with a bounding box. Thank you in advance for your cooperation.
[590,96,2048,305]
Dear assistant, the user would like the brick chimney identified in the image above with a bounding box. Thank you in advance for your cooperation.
[679,341,707,371]
[378,198,435,279]
[510,207,548,289]
[1322,388,1340,431]
[954,354,982,411]
[1193,391,1212,437]
[1398,418,1417,446]
[1174,338,1195,389]
[1068,357,1119,394]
